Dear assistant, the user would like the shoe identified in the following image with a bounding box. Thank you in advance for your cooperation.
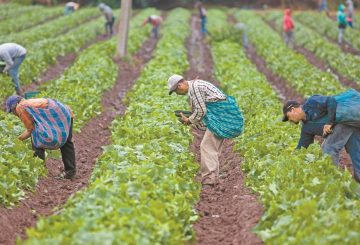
[201,175,216,186]
[64,170,76,179]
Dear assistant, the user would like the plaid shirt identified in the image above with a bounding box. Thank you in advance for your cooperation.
[188,80,226,130]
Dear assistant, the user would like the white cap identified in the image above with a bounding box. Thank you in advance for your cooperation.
[168,74,184,95]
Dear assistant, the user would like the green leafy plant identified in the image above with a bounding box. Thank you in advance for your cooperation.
[22,8,200,245]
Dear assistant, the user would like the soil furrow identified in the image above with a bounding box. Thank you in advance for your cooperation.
[243,30,355,184]
[0,36,158,245]
[296,18,360,56]
[23,34,110,92]
[185,15,263,245]
[265,19,360,91]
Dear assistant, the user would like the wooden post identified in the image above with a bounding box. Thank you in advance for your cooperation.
[116,0,132,59]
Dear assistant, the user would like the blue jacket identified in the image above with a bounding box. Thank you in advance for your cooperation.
[297,95,337,149]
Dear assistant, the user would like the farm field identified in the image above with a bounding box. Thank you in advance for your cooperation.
[0,3,359,245]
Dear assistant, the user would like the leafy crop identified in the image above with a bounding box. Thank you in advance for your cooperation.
[0,6,63,35]
[22,8,200,245]
[296,11,360,52]
[234,11,343,97]
[212,36,360,244]
[0,9,153,207]
[266,11,360,85]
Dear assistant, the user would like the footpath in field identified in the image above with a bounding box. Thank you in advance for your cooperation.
[239,14,355,178]
[23,34,110,92]
[0,35,158,245]
[186,15,263,245]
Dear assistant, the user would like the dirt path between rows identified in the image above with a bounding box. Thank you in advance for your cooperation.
[296,17,360,56]
[265,20,360,91]
[0,36,158,245]
[23,34,110,93]
[244,31,354,179]
[185,15,263,245]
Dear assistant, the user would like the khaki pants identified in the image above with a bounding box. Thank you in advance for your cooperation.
[200,129,224,180]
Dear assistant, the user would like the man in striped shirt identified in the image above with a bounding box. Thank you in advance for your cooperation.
[169,74,227,186]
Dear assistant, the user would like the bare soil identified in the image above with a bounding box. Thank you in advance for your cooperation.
[244,31,355,179]
[186,15,263,245]
[265,19,360,91]
[0,37,158,245]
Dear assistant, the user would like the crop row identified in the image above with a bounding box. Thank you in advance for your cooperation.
[22,8,200,245]
[0,15,106,101]
[0,4,42,21]
[211,28,360,244]
[0,8,100,46]
[296,11,360,52]
[264,12,360,85]
[234,10,343,96]
[0,6,63,35]
[0,8,154,207]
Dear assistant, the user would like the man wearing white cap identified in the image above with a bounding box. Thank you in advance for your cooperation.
[168,74,244,186]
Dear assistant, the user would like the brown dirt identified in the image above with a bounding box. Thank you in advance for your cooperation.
[265,19,360,91]
[23,34,110,93]
[0,37,158,245]
[245,44,303,103]
[293,45,360,91]
[243,25,355,180]
[186,15,263,245]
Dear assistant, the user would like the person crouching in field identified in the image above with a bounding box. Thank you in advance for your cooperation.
[98,3,115,36]
[283,8,295,48]
[168,75,244,186]
[142,15,163,39]
[6,95,76,179]
[282,89,360,183]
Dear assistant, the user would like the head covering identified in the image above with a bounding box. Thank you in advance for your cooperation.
[5,95,23,113]
[168,74,184,95]
[338,4,345,12]
[98,3,106,10]
[284,8,292,16]
[282,100,300,122]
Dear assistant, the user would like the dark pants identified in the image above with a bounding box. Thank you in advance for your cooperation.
[33,119,76,174]
[105,17,115,35]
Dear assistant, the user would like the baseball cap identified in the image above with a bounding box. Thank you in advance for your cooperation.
[5,95,23,113]
[282,100,299,122]
[168,74,184,95]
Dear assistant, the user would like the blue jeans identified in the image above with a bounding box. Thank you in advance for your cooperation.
[322,124,360,180]
[9,54,25,90]
[152,25,160,38]
[201,16,207,35]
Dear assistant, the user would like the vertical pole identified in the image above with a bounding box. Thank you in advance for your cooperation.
[116,0,132,59]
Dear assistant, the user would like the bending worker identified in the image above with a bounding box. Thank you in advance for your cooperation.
[0,43,26,95]
[282,89,360,182]
[6,95,76,179]
[142,15,163,39]
[98,3,115,36]
[168,75,243,186]
[64,1,79,15]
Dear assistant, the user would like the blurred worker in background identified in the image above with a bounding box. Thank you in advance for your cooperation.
[346,0,354,28]
[195,1,208,36]
[234,22,248,49]
[98,3,115,36]
[0,43,26,95]
[168,74,244,186]
[319,0,330,17]
[6,95,76,179]
[282,89,360,183]
[283,8,295,48]
[142,15,163,39]
[337,4,347,45]
[64,1,79,15]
